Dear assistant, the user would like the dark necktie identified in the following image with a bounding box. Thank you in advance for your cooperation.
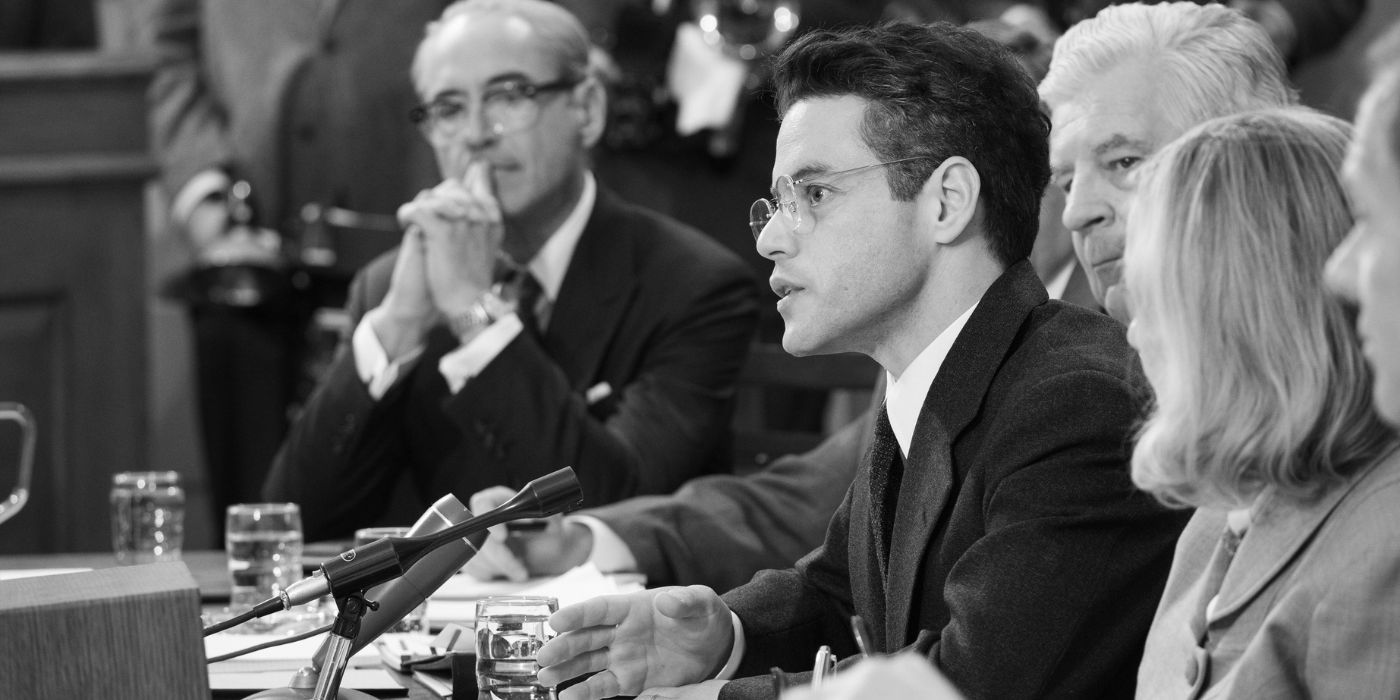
[514,271,544,333]
[869,404,904,569]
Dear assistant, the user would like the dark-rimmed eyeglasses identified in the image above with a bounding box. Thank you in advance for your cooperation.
[749,156,935,239]
[409,78,580,140]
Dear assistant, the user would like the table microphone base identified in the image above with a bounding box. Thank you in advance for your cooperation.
[242,667,376,700]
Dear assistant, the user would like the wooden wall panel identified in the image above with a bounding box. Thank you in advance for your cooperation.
[0,52,154,553]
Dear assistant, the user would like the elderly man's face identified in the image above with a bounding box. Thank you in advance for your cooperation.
[1326,69,1400,424]
[1047,60,1183,322]
[415,11,590,221]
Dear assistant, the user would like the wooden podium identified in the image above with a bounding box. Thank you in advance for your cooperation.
[0,51,154,553]
[0,562,209,697]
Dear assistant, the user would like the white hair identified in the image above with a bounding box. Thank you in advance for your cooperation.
[1040,2,1296,130]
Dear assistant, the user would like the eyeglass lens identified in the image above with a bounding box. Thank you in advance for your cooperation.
[749,176,800,239]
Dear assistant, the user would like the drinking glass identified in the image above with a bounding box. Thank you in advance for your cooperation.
[225,502,303,613]
[110,471,184,564]
[475,596,558,699]
[354,526,429,633]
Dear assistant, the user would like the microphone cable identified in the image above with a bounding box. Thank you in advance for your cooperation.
[205,622,333,664]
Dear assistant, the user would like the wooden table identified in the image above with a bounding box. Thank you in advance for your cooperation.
[0,550,442,698]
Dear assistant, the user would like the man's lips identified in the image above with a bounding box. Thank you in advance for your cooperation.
[770,278,805,300]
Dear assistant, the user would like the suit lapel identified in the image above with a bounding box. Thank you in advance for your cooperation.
[541,189,637,386]
[883,261,1050,647]
[1208,455,1386,623]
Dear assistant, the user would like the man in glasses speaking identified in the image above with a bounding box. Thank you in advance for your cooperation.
[263,0,758,540]
[536,21,1184,700]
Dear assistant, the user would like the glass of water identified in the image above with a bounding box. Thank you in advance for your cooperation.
[476,596,558,699]
[225,502,303,618]
[110,471,184,565]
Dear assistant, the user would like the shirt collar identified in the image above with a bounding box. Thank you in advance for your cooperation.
[883,302,978,458]
[1044,258,1076,301]
[526,171,595,302]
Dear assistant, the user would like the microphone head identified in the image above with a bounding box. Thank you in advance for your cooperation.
[522,467,584,517]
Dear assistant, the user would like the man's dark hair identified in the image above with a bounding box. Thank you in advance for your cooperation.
[773,21,1050,266]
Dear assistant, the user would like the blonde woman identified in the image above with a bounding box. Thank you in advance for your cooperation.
[1127,108,1400,698]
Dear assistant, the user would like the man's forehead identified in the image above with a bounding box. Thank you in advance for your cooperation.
[772,96,873,180]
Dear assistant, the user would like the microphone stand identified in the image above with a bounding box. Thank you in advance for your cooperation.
[231,467,584,700]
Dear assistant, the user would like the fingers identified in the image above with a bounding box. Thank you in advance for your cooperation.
[555,667,624,700]
[469,485,515,514]
[654,586,726,621]
[537,623,619,668]
[538,644,614,689]
[550,590,660,633]
[460,527,529,582]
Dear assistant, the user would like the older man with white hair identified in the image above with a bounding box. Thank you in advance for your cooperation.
[1040,1,1296,322]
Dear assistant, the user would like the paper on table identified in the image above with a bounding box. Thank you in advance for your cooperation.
[206,630,417,692]
[0,568,90,581]
[428,562,645,626]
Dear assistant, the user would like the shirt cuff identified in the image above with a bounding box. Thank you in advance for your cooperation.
[568,515,639,574]
[714,612,746,680]
[438,313,524,393]
[171,169,230,226]
[354,308,424,400]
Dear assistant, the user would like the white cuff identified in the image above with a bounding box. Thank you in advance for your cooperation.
[438,313,524,393]
[568,515,639,574]
[714,611,746,680]
[171,169,230,226]
[354,309,424,399]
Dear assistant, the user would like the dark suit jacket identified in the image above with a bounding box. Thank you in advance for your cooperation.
[263,188,760,540]
[587,264,1095,594]
[719,261,1189,699]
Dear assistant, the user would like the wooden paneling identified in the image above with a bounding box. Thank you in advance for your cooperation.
[0,52,154,553]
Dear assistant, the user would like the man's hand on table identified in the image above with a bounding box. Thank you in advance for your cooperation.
[537,586,734,700]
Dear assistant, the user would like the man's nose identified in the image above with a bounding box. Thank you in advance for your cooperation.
[459,103,500,149]
[755,215,795,260]
[1061,177,1113,236]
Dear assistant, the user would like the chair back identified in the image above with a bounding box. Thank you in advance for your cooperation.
[0,402,35,527]
[732,343,879,474]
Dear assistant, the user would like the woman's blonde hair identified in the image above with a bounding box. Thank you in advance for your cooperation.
[1126,108,1397,508]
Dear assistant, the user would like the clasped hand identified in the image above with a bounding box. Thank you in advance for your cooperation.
[536,586,735,700]
[377,160,503,352]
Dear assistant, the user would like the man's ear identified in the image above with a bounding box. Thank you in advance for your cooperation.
[575,77,608,149]
[916,156,980,245]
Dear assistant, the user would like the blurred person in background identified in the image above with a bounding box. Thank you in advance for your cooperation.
[262,0,758,540]
[148,0,448,534]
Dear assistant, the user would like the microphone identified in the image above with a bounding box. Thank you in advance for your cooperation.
[316,493,486,664]
[263,467,585,618]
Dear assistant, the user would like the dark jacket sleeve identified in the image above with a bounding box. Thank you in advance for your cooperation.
[592,408,872,591]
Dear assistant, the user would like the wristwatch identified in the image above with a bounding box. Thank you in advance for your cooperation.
[446,292,504,340]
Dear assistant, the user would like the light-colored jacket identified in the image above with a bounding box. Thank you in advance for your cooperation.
[1138,446,1400,699]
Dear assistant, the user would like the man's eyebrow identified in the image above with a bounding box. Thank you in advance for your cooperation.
[485,72,537,87]
[429,73,539,101]
[1093,133,1153,156]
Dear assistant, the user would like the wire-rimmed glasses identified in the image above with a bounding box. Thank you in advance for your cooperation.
[410,78,580,141]
[749,156,934,239]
